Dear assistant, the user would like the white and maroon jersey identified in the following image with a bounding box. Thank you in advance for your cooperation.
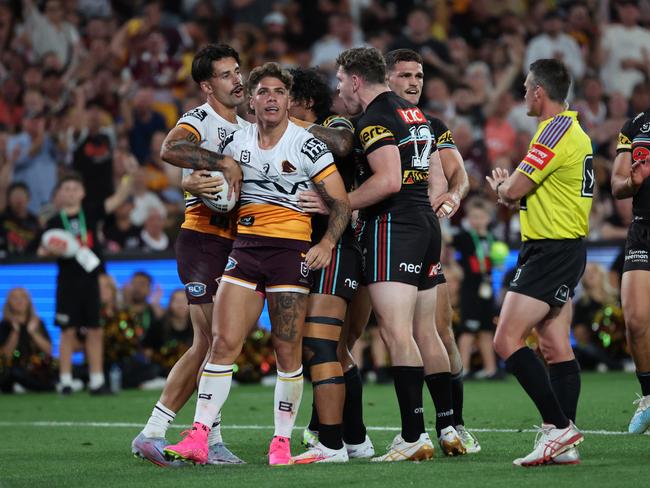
[176,103,250,239]
[219,121,336,242]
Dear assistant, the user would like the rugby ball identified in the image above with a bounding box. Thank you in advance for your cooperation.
[200,171,238,213]
[41,229,80,258]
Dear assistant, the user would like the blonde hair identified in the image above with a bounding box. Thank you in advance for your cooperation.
[2,287,36,323]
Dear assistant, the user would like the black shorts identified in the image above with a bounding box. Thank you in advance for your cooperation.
[222,235,312,294]
[311,242,362,302]
[623,222,650,273]
[508,239,586,308]
[176,228,234,305]
[458,296,495,334]
[361,210,441,290]
[55,273,100,329]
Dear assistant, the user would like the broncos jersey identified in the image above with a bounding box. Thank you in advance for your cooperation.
[176,103,250,239]
[355,91,437,216]
[219,121,336,242]
[617,109,650,220]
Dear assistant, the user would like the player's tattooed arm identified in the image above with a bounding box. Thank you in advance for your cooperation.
[308,125,354,157]
[269,292,307,342]
[315,178,351,246]
[161,126,242,196]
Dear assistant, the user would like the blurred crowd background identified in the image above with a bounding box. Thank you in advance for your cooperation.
[1,0,648,391]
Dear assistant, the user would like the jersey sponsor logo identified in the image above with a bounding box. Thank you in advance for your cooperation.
[301,138,329,163]
[428,262,442,277]
[554,284,569,303]
[359,125,393,151]
[402,169,428,184]
[239,216,255,226]
[437,130,455,146]
[186,281,207,297]
[399,262,422,273]
[625,249,649,263]
[225,257,238,271]
[55,313,70,325]
[522,143,555,170]
[632,146,650,163]
[344,278,359,290]
[281,160,297,174]
[397,107,426,124]
[618,132,632,146]
[183,108,208,121]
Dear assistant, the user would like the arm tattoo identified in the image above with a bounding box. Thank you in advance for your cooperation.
[161,132,227,171]
[308,126,353,157]
[315,180,352,245]
[269,292,307,342]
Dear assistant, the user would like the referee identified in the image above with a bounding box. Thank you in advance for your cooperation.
[486,59,593,467]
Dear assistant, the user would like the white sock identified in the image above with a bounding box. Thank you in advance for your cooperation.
[208,412,223,445]
[142,401,176,438]
[274,366,304,438]
[60,373,73,386]
[89,373,104,389]
[195,364,233,428]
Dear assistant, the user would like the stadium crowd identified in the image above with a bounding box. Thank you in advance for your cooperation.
[1,0,649,393]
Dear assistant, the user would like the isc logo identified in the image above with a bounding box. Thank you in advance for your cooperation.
[397,108,426,124]
[399,262,422,273]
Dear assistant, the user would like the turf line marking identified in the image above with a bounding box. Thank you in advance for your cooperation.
[0,421,631,436]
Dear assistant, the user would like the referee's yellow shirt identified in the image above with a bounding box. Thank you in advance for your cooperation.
[515,110,593,241]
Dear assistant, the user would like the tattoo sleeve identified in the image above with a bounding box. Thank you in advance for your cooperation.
[161,131,228,171]
[269,292,307,342]
[308,126,353,157]
[315,180,352,245]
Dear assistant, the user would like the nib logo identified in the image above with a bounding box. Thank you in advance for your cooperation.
[281,160,296,174]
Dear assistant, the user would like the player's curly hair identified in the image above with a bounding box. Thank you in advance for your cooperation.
[246,62,293,96]
[288,67,332,121]
[384,49,423,72]
[336,47,386,85]
[191,44,241,83]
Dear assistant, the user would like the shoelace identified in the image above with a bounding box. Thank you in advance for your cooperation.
[633,393,650,410]
[530,425,554,449]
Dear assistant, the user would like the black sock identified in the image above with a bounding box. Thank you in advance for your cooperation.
[392,366,425,442]
[342,366,367,444]
[637,371,650,396]
[318,423,343,450]
[505,347,569,428]
[549,360,581,423]
[451,371,464,426]
[308,402,319,432]
[424,372,455,436]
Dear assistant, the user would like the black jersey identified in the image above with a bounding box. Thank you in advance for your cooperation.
[616,109,650,220]
[310,114,357,245]
[425,114,457,152]
[355,91,437,216]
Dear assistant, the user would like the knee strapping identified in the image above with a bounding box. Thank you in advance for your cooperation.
[304,316,344,386]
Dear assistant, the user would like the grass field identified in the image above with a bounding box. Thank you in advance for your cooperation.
[0,372,647,488]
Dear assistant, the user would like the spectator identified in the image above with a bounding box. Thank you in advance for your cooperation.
[629,81,650,117]
[7,110,58,216]
[22,0,80,68]
[600,0,650,98]
[122,87,167,163]
[572,263,625,371]
[123,271,164,336]
[523,10,585,82]
[103,200,142,253]
[0,287,55,393]
[139,208,169,252]
[389,6,456,80]
[573,76,607,133]
[311,13,363,78]
[129,167,167,226]
[71,99,115,209]
[0,76,24,131]
[0,183,41,258]
[450,197,500,379]
[142,288,192,377]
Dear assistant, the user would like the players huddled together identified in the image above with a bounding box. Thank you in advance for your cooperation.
[64,39,644,470]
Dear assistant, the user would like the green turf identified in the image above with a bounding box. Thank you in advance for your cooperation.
[0,372,647,487]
